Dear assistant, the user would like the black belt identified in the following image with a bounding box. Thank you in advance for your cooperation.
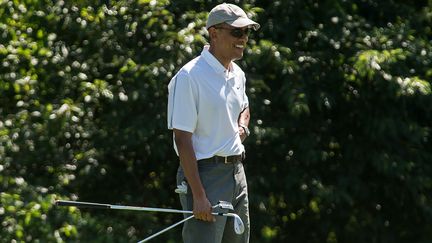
[199,152,245,164]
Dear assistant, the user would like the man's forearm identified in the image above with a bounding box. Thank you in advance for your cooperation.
[238,107,250,141]
[238,107,250,126]
[174,129,206,199]
[174,129,215,222]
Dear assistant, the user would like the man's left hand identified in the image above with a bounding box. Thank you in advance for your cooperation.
[239,126,247,142]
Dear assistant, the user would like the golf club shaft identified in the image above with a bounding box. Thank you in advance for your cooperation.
[56,200,236,217]
[56,200,190,214]
[56,200,111,209]
[137,215,194,243]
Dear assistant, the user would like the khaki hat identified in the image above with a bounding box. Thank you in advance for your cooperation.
[206,3,260,30]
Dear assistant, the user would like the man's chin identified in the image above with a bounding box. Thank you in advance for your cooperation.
[233,53,244,61]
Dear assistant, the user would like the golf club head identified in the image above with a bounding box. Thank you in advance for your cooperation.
[215,201,234,211]
[232,214,245,235]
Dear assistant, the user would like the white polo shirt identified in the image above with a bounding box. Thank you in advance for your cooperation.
[167,45,249,160]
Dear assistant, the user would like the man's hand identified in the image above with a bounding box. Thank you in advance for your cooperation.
[239,126,247,142]
[193,196,216,222]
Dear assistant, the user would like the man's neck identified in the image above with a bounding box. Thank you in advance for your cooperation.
[208,46,231,70]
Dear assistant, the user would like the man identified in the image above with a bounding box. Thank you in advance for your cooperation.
[167,3,259,243]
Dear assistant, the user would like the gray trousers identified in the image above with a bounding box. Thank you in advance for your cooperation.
[176,160,250,243]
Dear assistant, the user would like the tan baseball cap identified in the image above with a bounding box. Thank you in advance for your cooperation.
[206,3,260,30]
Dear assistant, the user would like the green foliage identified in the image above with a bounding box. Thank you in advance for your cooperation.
[1,0,432,242]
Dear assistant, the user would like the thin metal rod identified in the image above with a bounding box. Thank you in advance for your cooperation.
[56,200,111,209]
[56,200,235,217]
[56,200,191,214]
[137,215,194,243]
[111,205,191,214]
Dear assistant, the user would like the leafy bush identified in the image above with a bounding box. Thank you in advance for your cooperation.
[1,0,431,242]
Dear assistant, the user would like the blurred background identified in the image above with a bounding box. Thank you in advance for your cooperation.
[1,0,432,242]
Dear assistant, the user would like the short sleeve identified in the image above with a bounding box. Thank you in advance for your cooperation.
[242,74,249,110]
[167,71,198,132]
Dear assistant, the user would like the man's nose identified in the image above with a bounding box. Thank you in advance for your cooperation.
[239,34,248,42]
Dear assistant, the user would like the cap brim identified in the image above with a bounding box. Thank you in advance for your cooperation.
[226,17,260,31]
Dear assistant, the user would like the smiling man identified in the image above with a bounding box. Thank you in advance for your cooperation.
[167,3,259,243]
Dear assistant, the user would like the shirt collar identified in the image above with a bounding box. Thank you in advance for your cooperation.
[201,45,233,75]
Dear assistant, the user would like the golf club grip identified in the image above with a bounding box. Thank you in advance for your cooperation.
[56,200,111,209]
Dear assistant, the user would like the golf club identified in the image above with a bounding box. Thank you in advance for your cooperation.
[56,199,235,216]
[135,201,239,242]
[55,199,244,240]
[138,211,244,242]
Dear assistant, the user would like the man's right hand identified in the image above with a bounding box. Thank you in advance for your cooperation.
[193,196,216,222]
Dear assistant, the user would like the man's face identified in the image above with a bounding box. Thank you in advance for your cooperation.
[210,23,250,62]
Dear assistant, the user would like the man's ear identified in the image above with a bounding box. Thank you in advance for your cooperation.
[208,27,217,41]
